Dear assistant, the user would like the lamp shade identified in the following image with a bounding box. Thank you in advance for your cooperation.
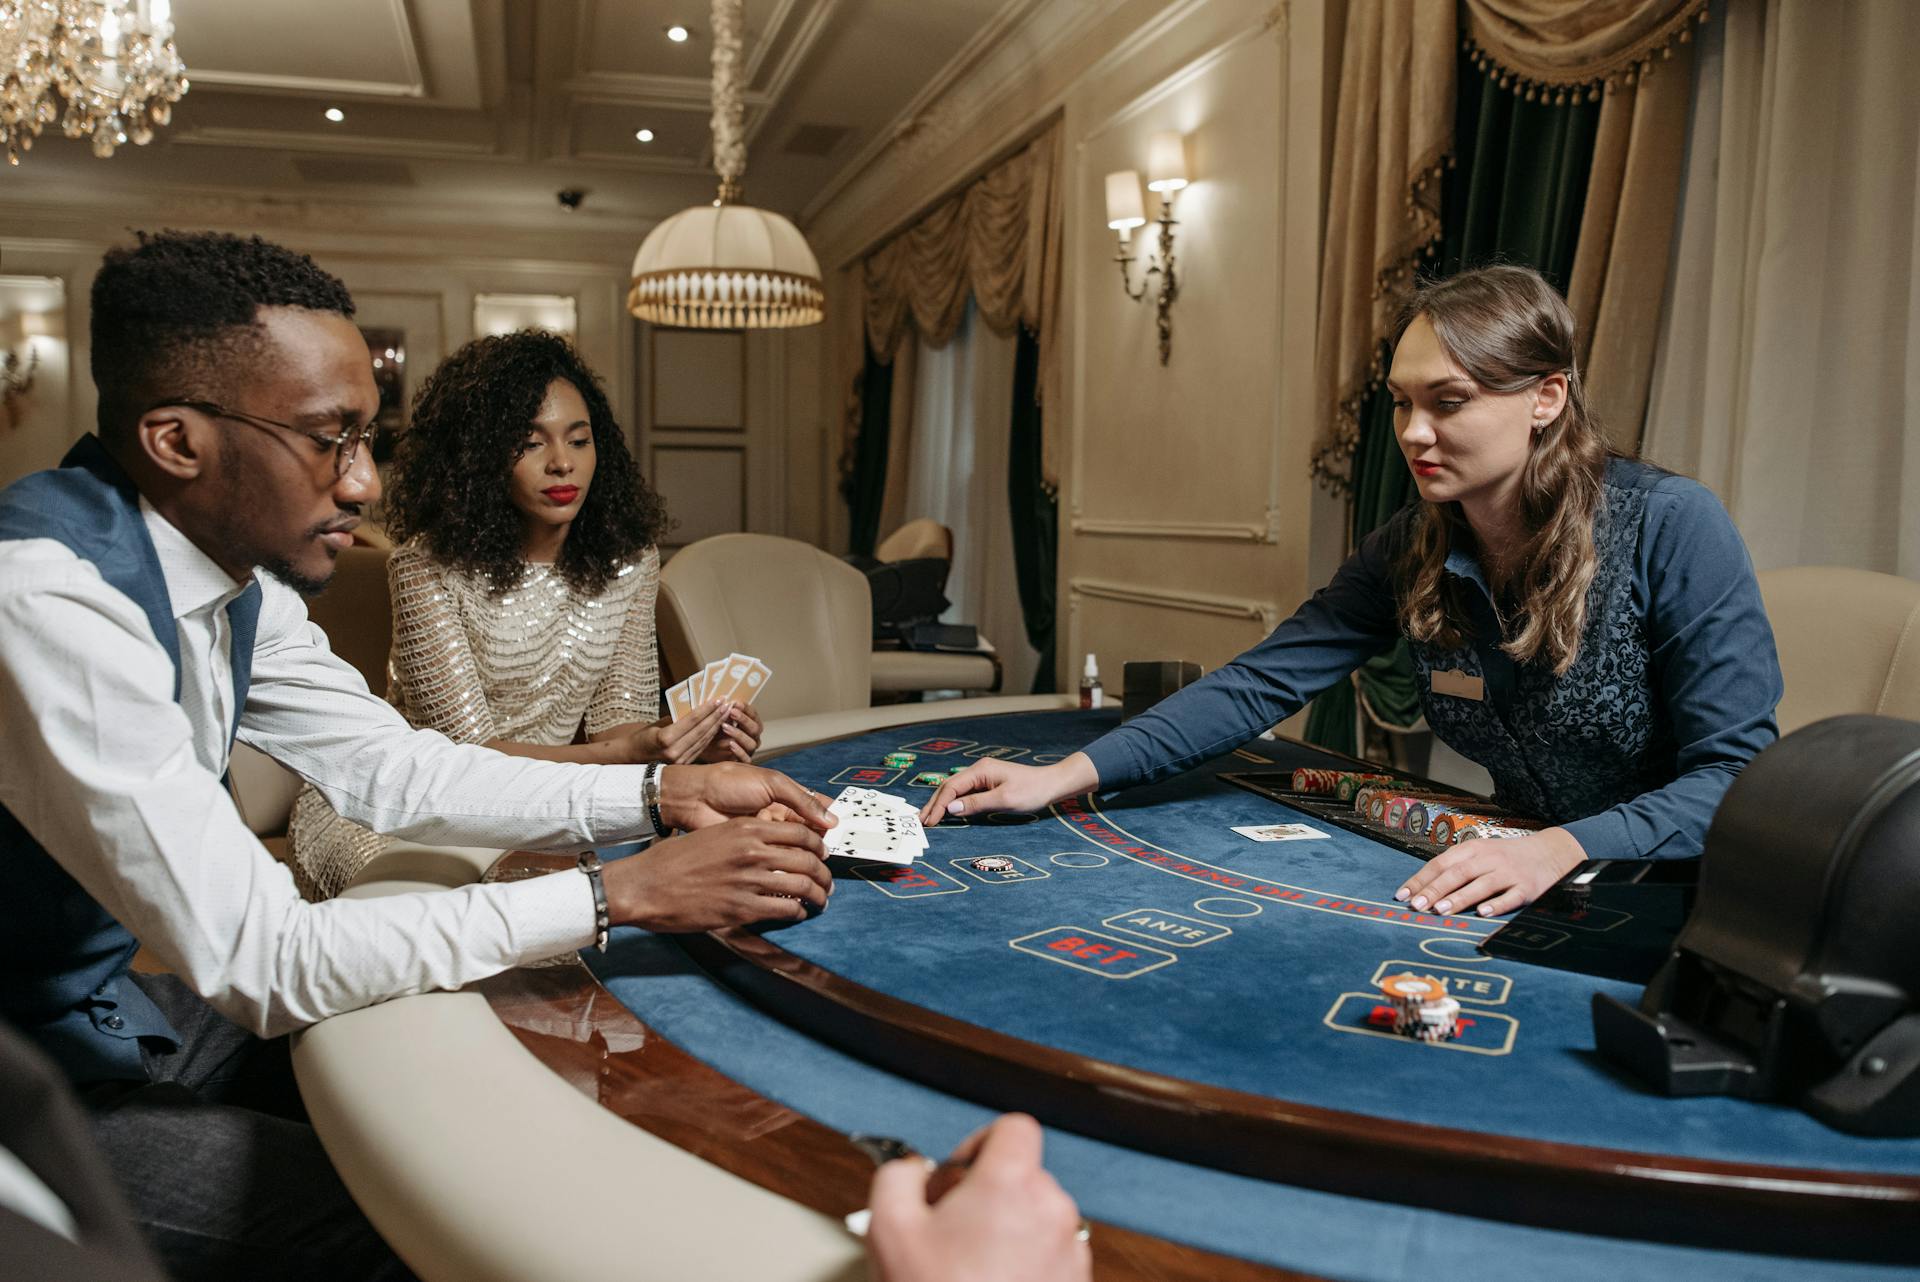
[628,200,825,329]
[1105,170,1146,230]
[1146,130,1188,192]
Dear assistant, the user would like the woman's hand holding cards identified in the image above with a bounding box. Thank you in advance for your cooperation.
[629,699,730,764]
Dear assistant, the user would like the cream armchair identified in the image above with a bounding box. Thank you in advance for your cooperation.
[657,533,873,720]
[1757,565,1920,734]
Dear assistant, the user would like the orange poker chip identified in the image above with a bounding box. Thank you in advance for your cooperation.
[1378,972,1447,1003]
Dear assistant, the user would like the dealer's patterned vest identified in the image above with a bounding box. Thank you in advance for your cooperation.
[1405,460,1671,826]
[0,435,260,1082]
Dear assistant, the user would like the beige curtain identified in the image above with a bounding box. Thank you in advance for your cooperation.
[1642,0,1920,577]
[1310,0,1455,493]
[1465,0,1708,452]
[875,336,917,543]
[860,121,1065,488]
[1563,35,1695,449]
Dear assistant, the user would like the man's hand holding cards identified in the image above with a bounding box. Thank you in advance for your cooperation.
[663,653,773,763]
[824,786,928,865]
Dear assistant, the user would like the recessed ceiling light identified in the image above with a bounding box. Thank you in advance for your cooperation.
[666,24,689,42]
[324,107,344,123]
[635,128,655,143]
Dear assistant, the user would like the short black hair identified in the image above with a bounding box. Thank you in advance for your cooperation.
[386,330,669,598]
[89,230,356,441]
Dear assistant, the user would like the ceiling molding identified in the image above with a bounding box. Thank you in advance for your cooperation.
[743,0,844,145]
[169,127,503,160]
[186,0,426,99]
[744,0,805,83]
[560,72,773,110]
[799,0,1089,233]
[185,71,428,99]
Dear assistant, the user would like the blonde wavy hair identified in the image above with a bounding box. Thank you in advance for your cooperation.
[1393,265,1614,676]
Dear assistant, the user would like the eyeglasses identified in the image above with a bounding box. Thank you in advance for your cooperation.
[148,398,376,480]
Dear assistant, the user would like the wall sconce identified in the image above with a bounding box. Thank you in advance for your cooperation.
[1105,130,1189,365]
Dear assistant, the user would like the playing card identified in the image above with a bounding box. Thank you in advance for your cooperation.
[665,677,697,724]
[1231,823,1331,842]
[829,787,927,851]
[712,652,757,702]
[736,656,772,705]
[699,657,730,703]
[824,825,918,864]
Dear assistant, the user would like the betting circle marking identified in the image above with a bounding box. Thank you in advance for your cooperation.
[1420,936,1493,962]
[1194,897,1263,918]
[1049,851,1110,869]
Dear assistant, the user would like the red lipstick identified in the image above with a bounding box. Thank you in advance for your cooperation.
[1411,461,1441,477]
[542,485,580,504]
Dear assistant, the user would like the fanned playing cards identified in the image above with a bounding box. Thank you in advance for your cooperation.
[665,652,772,722]
[824,786,927,865]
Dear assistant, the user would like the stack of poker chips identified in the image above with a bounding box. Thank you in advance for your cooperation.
[883,751,918,770]
[1290,768,1400,802]
[1353,785,1469,831]
[1427,812,1545,847]
[1377,972,1462,1042]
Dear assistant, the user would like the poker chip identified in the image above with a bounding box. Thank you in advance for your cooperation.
[1333,771,1398,802]
[970,856,1016,874]
[883,752,917,769]
[1291,767,1341,795]
[1409,995,1462,1042]
[1455,823,1538,843]
[1378,972,1445,1002]
[1377,972,1462,1042]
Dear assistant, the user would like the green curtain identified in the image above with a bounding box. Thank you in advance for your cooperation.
[842,344,894,558]
[1008,328,1058,693]
[1304,51,1601,757]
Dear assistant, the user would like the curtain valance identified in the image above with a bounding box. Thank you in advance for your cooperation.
[1463,0,1709,100]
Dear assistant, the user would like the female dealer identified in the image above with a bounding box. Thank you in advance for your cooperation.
[921,264,1781,918]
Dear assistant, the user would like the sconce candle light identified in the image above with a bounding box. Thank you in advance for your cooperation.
[1105,129,1188,364]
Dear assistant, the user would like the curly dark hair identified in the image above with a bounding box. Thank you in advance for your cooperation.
[90,230,356,442]
[385,330,669,597]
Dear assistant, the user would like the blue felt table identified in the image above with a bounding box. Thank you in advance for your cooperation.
[585,709,1920,1280]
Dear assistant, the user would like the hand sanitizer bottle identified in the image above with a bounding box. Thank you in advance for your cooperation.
[1080,653,1104,709]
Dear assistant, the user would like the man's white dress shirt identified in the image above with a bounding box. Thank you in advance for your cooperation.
[0,501,653,1037]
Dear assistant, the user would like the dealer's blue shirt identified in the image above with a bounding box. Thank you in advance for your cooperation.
[1083,459,1782,860]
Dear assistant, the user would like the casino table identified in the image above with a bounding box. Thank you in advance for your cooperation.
[301,707,1920,1281]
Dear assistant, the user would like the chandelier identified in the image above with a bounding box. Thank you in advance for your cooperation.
[0,0,189,166]
[627,0,824,330]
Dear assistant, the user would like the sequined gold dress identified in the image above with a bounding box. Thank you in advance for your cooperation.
[288,538,661,899]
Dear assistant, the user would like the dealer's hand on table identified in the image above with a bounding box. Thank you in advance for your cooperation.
[698,699,762,764]
[1395,826,1587,917]
[604,817,833,930]
[919,753,1101,826]
[866,1114,1090,1282]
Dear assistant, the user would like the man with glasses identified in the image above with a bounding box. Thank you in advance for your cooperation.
[0,231,838,1279]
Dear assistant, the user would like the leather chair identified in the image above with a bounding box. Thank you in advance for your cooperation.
[657,533,872,721]
[1757,565,1920,735]
[874,517,952,564]
[306,545,393,697]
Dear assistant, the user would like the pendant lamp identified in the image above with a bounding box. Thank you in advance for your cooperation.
[627,0,824,329]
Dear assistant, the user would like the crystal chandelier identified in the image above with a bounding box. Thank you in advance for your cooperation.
[0,0,190,166]
[627,0,823,330]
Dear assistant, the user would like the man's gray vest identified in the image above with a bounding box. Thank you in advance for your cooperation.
[0,435,260,1082]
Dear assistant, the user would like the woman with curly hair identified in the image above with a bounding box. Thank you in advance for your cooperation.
[919,264,1783,917]
[289,329,755,898]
